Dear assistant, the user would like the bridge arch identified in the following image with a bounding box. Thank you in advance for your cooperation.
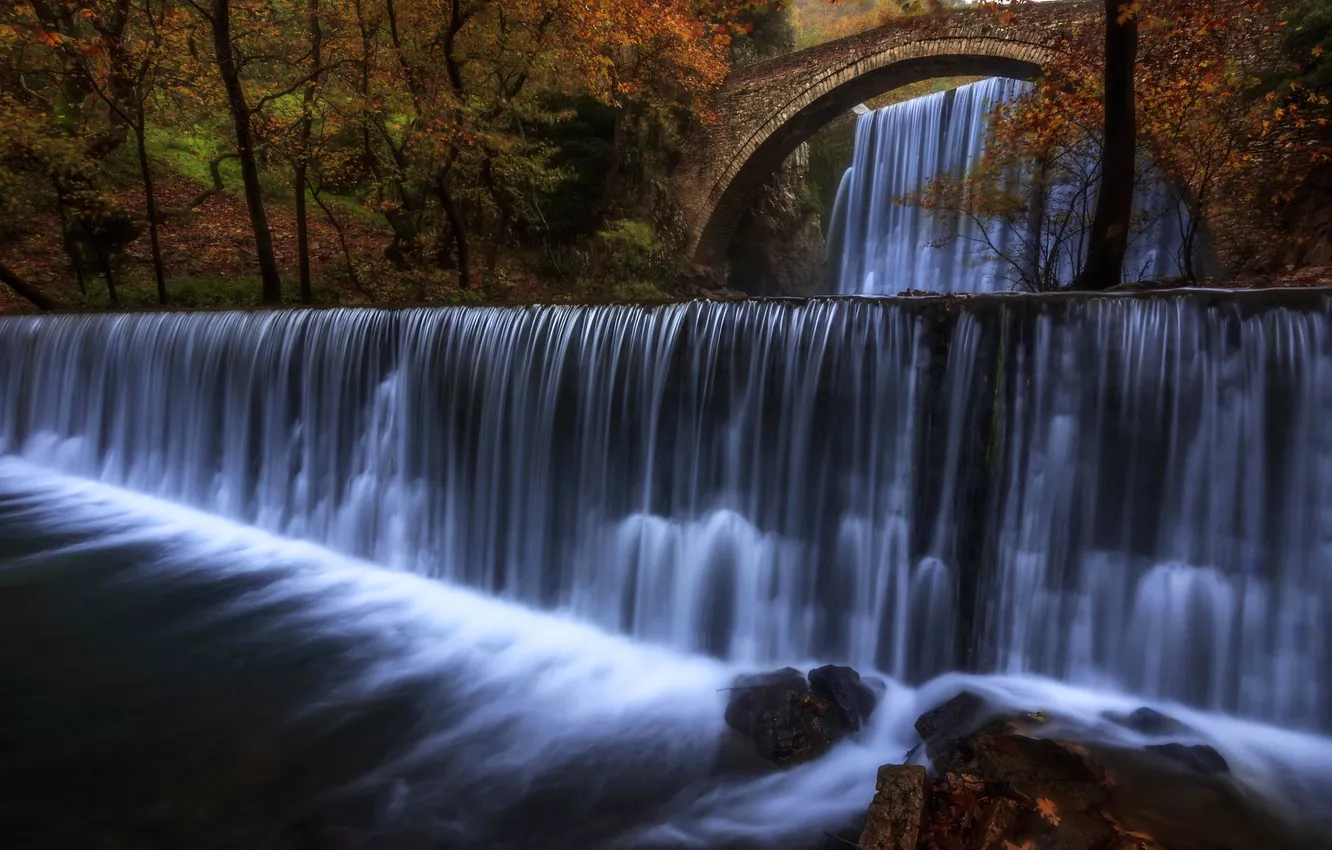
[674,2,1096,266]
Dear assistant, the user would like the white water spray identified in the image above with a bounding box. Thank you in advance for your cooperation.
[2,459,1330,848]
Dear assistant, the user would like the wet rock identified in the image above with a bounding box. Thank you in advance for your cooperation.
[913,691,991,772]
[808,665,878,733]
[863,675,889,697]
[1145,742,1230,775]
[859,764,929,850]
[915,691,989,742]
[971,733,1102,787]
[972,732,1109,833]
[723,668,843,766]
[972,797,1023,850]
[1107,706,1193,737]
[1089,743,1298,850]
[872,700,1305,850]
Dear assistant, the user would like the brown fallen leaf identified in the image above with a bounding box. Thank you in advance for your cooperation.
[1036,796,1062,826]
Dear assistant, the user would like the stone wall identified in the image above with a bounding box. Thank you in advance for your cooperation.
[726,144,829,297]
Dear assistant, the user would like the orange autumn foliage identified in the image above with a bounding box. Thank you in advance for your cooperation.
[911,0,1286,285]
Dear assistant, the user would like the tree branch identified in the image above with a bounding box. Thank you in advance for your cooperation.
[0,262,59,311]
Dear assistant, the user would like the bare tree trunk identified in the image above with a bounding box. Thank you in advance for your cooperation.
[597,106,625,220]
[294,0,322,305]
[0,263,58,311]
[83,220,120,306]
[56,204,88,296]
[294,165,312,303]
[311,186,367,296]
[1080,0,1139,290]
[211,0,283,305]
[438,171,470,290]
[1025,154,1051,289]
[134,109,168,305]
[353,0,375,179]
[439,0,470,289]
[1179,195,1202,283]
[480,157,511,292]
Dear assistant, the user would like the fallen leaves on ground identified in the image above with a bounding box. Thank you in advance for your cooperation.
[1035,796,1062,827]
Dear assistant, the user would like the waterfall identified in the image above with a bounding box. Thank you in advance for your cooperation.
[8,460,1332,848]
[2,294,1329,731]
[826,78,1203,294]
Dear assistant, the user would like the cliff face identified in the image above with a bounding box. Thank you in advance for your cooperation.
[726,143,831,297]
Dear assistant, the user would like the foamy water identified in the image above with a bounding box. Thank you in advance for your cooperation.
[3,458,1330,849]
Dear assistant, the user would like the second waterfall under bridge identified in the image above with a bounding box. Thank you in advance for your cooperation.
[825,78,1207,294]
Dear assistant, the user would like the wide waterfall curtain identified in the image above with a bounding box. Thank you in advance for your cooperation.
[1,297,1328,730]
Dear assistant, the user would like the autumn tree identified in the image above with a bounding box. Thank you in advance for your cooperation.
[341,0,739,292]
[0,0,779,307]
[0,55,72,308]
[1261,0,1332,262]
[3,0,151,305]
[1135,1,1275,280]
[909,0,1279,289]
[292,0,323,304]
[76,0,181,304]
[189,0,286,304]
[0,88,67,309]
[904,71,1113,291]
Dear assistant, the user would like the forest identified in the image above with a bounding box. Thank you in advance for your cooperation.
[0,0,1329,309]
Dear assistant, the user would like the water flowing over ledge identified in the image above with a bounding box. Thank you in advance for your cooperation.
[1,292,1330,731]
[3,460,1331,849]
[826,78,1199,294]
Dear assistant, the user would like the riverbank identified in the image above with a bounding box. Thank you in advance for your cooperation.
[3,265,1331,316]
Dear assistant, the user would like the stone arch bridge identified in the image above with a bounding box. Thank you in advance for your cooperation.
[674,0,1100,266]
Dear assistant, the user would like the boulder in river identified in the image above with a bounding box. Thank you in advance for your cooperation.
[808,665,879,733]
[723,666,879,767]
[1145,742,1230,775]
[912,690,993,773]
[723,667,843,766]
[1106,706,1194,738]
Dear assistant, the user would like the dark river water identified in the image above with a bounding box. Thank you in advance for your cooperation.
[4,459,1332,850]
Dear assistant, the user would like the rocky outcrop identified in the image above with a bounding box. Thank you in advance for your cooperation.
[723,666,880,767]
[860,765,929,850]
[726,144,829,298]
[1106,706,1193,737]
[808,665,880,734]
[864,692,1313,850]
[912,690,992,773]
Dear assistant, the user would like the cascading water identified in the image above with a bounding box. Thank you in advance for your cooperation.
[7,459,1332,849]
[826,78,1203,294]
[2,294,1329,732]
